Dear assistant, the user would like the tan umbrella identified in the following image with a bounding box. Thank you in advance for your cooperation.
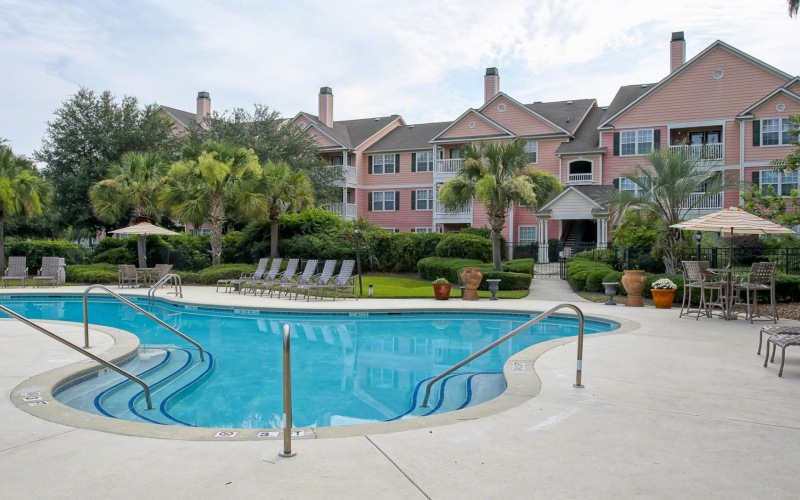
[670,207,795,266]
[110,222,180,268]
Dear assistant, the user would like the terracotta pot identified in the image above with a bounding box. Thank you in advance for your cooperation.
[621,270,646,307]
[460,267,483,301]
[432,283,452,300]
[651,288,676,309]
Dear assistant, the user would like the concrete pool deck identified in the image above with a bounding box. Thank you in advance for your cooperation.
[1,281,799,498]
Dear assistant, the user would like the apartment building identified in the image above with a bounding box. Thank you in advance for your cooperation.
[161,32,799,255]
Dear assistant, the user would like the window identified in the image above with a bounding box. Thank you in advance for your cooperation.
[330,156,342,166]
[617,177,644,195]
[524,141,538,164]
[760,118,795,146]
[199,228,212,236]
[415,151,433,172]
[519,226,537,245]
[412,227,435,233]
[755,170,799,196]
[413,189,433,210]
[620,130,653,156]
[371,191,397,211]
[372,154,396,174]
[381,227,399,233]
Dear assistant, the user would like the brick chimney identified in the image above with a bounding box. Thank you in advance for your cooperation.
[196,91,211,125]
[319,87,333,128]
[670,32,686,73]
[484,67,500,103]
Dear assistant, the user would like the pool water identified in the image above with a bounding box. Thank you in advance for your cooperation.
[0,296,617,428]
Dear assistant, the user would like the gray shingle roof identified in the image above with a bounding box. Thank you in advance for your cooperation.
[159,106,197,129]
[365,122,451,153]
[598,84,655,127]
[573,185,613,206]
[300,113,401,149]
[524,99,595,135]
[555,106,607,155]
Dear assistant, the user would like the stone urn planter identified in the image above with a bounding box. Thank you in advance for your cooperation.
[621,270,646,307]
[485,279,501,300]
[651,289,676,309]
[460,267,483,301]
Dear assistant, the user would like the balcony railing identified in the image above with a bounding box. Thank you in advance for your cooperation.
[434,158,464,175]
[668,143,724,161]
[434,201,472,217]
[680,192,723,210]
[324,203,357,220]
[567,172,593,184]
[330,165,356,184]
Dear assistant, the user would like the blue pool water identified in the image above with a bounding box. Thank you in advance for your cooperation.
[0,296,618,428]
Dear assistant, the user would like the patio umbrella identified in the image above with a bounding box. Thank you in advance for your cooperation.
[670,207,795,267]
[109,222,180,268]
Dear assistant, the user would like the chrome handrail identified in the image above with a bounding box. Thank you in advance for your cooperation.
[421,303,585,408]
[82,284,205,362]
[148,273,183,304]
[279,323,296,458]
[0,304,153,409]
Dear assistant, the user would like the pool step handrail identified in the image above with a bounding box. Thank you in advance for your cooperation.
[148,273,183,304]
[82,284,205,362]
[420,303,585,408]
[0,303,153,410]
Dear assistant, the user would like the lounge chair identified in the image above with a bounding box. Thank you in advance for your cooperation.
[294,259,337,301]
[320,260,357,300]
[217,257,269,293]
[118,264,139,288]
[239,258,283,295]
[2,256,28,288]
[33,257,61,288]
[276,259,318,299]
[260,258,300,297]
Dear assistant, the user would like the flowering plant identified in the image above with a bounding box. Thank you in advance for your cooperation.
[432,277,450,285]
[651,278,677,290]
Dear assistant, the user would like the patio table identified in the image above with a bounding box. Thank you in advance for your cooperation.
[708,268,739,320]
[136,268,157,287]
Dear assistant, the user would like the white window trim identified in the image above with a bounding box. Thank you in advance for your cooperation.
[415,151,433,173]
[759,118,793,147]
[414,189,434,211]
[525,140,539,164]
[518,226,538,245]
[372,191,397,212]
[372,154,396,175]
[620,129,654,156]
[757,170,799,196]
[381,227,398,233]
[412,227,435,233]
[618,177,644,195]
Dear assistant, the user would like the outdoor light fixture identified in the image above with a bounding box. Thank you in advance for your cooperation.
[368,284,374,297]
[353,227,363,296]
[695,231,703,261]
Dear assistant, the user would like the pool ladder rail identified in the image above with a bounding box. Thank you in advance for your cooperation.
[0,303,155,410]
[420,303,586,408]
[148,273,183,304]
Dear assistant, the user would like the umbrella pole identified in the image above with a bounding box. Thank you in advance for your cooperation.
[728,228,733,268]
[138,235,147,268]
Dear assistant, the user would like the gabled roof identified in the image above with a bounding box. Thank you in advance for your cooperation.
[536,185,612,216]
[597,84,655,129]
[430,109,514,142]
[479,92,573,136]
[599,40,794,129]
[556,106,608,155]
[292,113,403,149]
[525,99,595,136]
[159,106,197,129]
[783,76,800,89]
[365,122,451,153]
[738,87,800,117]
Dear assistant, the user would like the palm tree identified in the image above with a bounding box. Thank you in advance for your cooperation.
[260,162,314,257]
[89,151,168,267]
[0,146,51,270]
[605,148,740,274]
[438,139,562,271]
[162,141,265,265]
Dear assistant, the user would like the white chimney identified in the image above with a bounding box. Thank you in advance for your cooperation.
[670,32,686,73]
[484,67,500,103]
[319,87,333,128]
[196,91,211,125]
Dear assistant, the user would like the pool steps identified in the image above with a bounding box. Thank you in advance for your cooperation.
[388,372,505,421]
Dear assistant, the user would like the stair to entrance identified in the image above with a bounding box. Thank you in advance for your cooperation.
[563,222,582,256]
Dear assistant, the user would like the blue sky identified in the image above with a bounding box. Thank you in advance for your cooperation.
[1,0,798,158]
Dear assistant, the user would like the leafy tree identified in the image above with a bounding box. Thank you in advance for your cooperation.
[438,139,562,271]
[0,145,51,270]
[260,162,314,257]
[35,88,180,233]
[741,185,800,228]
[606,148,739,274]
[769,114,800,172]
[89,152,169,267]
[162,141,265,265]
[187,105,341,206]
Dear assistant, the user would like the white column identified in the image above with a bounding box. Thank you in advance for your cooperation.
[596,218,608,248]
[537,220,549,263]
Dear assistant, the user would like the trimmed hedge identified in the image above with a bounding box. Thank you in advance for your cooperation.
[435,233,492,262]
[503,258,535,274]
[176,264,257,285]
[65,264,119,284]
[417,257,531,290]
[566,259,614,292]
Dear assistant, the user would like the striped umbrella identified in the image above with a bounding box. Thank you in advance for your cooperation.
[670,207,795,266]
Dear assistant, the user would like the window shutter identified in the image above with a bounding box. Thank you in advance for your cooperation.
[613,133,620,156]
[751,171,760,187]
[368,193,373,211]
[395,154,401,173]
[411,153,416,172]
[613,178,619,190]
[395,191,400,210]
[368,156,373,174]
[411,191,416,210]
[653,130,661,150]
[753,121,761,147]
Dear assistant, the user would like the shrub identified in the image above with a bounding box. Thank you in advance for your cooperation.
[280,232,355,262]
[93,246,136,265]
[65,264,119,284]
[417,257,530,290]
[460,227,507,260]
[175,264,257,285]
[585,270,609,292]
[435,233,491,262]
[372,232,444,272]
[566,259,613,291]
[602,271,624,295]
[775,274,800,302]
[279,209,345,237]
[503,258,534,274]
[479,270,531,290]
[221,231,250,264]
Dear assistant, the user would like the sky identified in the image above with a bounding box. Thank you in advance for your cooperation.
[1,0,799,159]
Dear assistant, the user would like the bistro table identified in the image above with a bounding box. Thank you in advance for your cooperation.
[708,268,739,320]
[135,267,157,287]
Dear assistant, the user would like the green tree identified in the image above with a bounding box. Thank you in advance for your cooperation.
[741,185,800,228]
[0,145,51,270]
[438,139,562,271]
[606,148,739,274]
[187,105,341,206]
[89,152,169,267]
[769,114,800,172]
[35,88,180,233]
[260,162,314,257]
[162,142,265,265]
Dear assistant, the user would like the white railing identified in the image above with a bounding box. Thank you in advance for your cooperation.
[680,192,723,210]
[324,203,357,220]
[434,201,472,216]
[434,158,464,175]
[345,166,356,183]
[668,143,724,161]
[567,172,593,184]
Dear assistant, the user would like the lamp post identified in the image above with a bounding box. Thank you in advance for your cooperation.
[695,231,702,261]
[354,227,363,296]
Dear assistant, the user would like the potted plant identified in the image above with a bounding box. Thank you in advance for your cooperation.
[650,278,678,309]
[432,277,452,300]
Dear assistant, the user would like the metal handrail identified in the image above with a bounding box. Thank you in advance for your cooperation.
[148,273,183,304]
[421,303,585,408]
[279,323,296,458]
[0,304,153,409]
[82,284,205,362]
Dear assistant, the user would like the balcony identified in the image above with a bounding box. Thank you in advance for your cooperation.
[668,143,724,162]
[567,172,593,185]
[331,165,356,186]
[324,203,357,221]
[433,159,463,182]
[679,192,723,211]
[433,201,472,224]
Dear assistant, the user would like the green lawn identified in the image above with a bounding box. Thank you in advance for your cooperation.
[357,273,529,299]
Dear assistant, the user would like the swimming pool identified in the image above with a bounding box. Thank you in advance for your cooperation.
[0,296,618,428]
